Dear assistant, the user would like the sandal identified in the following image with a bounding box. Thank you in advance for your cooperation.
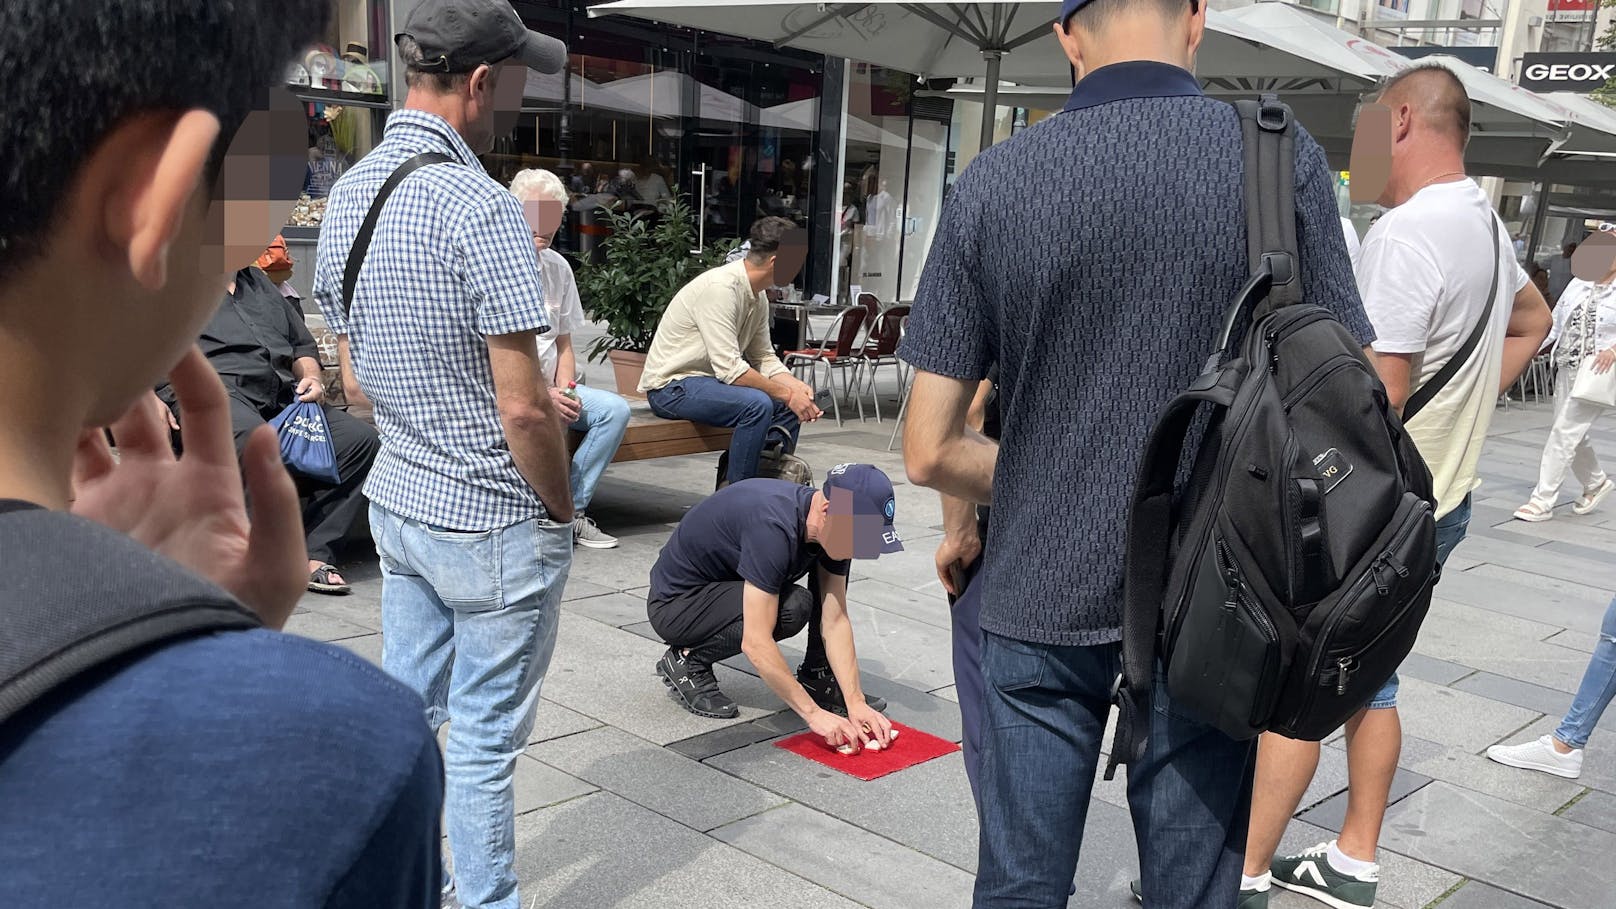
[1574,477,1615,516]
[1513,502,1554,523]
[308,564,352,596]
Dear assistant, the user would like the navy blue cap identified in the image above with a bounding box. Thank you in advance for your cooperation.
[1061,0,1091,23]
[823,464,903,555]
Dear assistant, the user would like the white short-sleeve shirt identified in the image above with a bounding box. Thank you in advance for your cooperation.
[536,248,588,384]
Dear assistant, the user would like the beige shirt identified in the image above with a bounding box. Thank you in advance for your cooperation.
[638,260,789,392]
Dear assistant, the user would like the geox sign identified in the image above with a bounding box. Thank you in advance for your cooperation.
[1518,53,1616,92]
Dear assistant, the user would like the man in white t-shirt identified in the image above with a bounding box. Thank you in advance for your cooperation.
[512,169,632,550]
[1341,216,1361,269]
[1241,66,1551,909]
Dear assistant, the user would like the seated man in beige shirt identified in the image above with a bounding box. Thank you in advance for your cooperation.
[642,217,823,484]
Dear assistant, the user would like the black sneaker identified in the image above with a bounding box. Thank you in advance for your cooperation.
[796,664,887,715]
[657,648,739,719]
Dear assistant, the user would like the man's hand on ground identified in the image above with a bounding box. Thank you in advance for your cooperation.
[847,702,895,751]
[72,347,307,629]
[295,376,325,403]
[786,387,823,423]
[549,385,583,423]
[807,708,864,753]
[934,528,982,596]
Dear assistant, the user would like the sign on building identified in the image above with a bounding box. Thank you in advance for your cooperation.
[1518,53,1616,91]
[1546,0,1599,24]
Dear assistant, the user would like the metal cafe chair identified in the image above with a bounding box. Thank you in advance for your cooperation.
[853,303,910,423]
[784,305,868,426]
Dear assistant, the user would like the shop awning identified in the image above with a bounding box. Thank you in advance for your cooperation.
[1547,91,1616,158]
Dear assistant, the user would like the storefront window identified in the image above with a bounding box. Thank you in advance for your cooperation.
[283,0,390,98]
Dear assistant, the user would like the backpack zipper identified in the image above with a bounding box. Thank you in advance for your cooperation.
[1280,357,1372,411]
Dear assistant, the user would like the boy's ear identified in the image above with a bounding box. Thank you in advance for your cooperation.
[91,109,221,290]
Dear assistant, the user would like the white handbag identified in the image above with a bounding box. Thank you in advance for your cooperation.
[1572,355,1616,407]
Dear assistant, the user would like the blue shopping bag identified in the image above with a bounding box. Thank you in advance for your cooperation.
[267,401,341,485]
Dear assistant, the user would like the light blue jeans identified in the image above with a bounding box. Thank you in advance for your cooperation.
[568,384,630,512]
[371,503,573,909]
[1556,594,1616,750]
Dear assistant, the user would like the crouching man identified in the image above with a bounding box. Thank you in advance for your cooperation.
[647,464,901,752]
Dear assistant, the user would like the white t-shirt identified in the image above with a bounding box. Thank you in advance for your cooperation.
[1341,217,1361,269]
[536,248,587,384]
[1357,179,1529,518]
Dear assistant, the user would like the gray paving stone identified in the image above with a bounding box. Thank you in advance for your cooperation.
[529,726,786,832]
[1453,671,1575,716]
[528,699,603,745]
[1435,881,1557,909]
[1463,563,1616,608]
[1381,782,1616,909]
[1393,677,1541,752]
[512,791,860,909]
[1297,767,1432,833]
[1558,789,1616,835]
[1393,734,1584,815]
[561,577,617,602]
[837,599,959,691]
[561,592,649,628]
[335,631,383,667]
[1066,799,1149,907]
[1399,651,1476,687]
[293,591,381,632]
[1433,570,1610,637]
[845,575,955,630]
[711,802,975,909]
[1413,599,1588,692]
[665,721,783,762]
[1450,535,1616,591]
[933,685,960,703]
[514,754,597,816]
[543,614,784,745]
[1502,517,1616,553]
[706,742,980,872]
[1544,628,1595,654]
[1542,539,1616,567]
[282,608,374,642]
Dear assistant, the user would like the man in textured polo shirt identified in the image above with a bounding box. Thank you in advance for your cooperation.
[641,216,823,485]
[313,2,574,907]
[899,0,1375,905]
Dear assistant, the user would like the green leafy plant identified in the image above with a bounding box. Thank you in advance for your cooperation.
[573,195,736,362]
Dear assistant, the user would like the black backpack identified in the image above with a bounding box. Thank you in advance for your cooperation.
[0,507,259,729]
[1106,97,1441,778]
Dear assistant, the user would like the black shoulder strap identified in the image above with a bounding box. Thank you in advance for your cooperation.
[1234,95,1301,320]
[341,152,455,318]
[1401,214,1502,424]
[1107,368,1244,780]
[0,510,260,727]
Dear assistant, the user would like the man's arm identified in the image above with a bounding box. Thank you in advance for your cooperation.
[816,566,894,747]
[553,332,577,388]
[1375,353,1415,416]
[935,379,994,595]
[488,332,574,523]
[904,371,996,505]
[740,582,862,748]
[336,336,369,407]
[292,356,326,403]
[1498,281,1552,395]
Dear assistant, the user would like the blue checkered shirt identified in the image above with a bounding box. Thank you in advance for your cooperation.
[314,110,551,531]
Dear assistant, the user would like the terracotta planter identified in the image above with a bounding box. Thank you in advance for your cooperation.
[607,349,648,399]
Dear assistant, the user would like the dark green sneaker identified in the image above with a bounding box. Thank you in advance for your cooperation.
[1129,878,1269,907]
[1271,842,1377,909]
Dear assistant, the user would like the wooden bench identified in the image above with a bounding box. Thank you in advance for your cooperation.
[569,401,732,464]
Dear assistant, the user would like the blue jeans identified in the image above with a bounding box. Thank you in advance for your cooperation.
[568,385,630,512]
[1556,594,1616,750]
[370,503,573,909]
[974,634,1255,908]
[646,376,800,484]
[951,556,987,810]
[1368,492,1471,710]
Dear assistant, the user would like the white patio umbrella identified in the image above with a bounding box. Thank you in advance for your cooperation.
[761,97,943,150]
[594,70,758,124]
[1547,91,1616,158]
[590,0,1069,150]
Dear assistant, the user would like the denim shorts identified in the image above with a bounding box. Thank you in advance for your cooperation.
[1367,493,1471,710]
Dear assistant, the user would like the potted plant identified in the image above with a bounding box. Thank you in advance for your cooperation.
[574,195,735,396]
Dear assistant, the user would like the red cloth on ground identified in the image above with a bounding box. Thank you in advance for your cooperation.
[772,720,960,781]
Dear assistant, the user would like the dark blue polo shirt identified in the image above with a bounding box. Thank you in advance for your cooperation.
[899,61,1374,647]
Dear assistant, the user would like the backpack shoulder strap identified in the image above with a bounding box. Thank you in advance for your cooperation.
[0,510,260,727]
[341,151,456,318]
[1234,95,1301,319]
[1401,214,1502,424]
[1107,367,1244,779]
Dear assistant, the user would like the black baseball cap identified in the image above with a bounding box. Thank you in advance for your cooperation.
[397,0,567,75]
[823,464,904,556]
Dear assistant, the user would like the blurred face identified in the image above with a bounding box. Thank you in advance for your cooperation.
[1349,101,1396,206]
[770,229,809,286]
[521,197,565,253]
[465,61,526,154]
[1572,230,1616,282]
[821,487,890,560]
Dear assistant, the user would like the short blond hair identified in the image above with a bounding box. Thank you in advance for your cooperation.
[509,168,569,203]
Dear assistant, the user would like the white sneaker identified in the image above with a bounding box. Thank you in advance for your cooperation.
[1486,735,1583,779]
[1574,477,1615,516]
[573,514,620,550]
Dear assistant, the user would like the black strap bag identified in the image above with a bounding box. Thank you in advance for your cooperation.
[1107,96,1447,778]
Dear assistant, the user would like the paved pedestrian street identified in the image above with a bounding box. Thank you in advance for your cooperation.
[287,384,1616,909]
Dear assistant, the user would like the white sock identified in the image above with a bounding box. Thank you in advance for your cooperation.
[1327,840,1377,879]
[1241,872,1272,892]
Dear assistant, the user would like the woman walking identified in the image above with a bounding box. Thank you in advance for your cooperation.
[1514,231,1616,523]
[1487,593,1616,778]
